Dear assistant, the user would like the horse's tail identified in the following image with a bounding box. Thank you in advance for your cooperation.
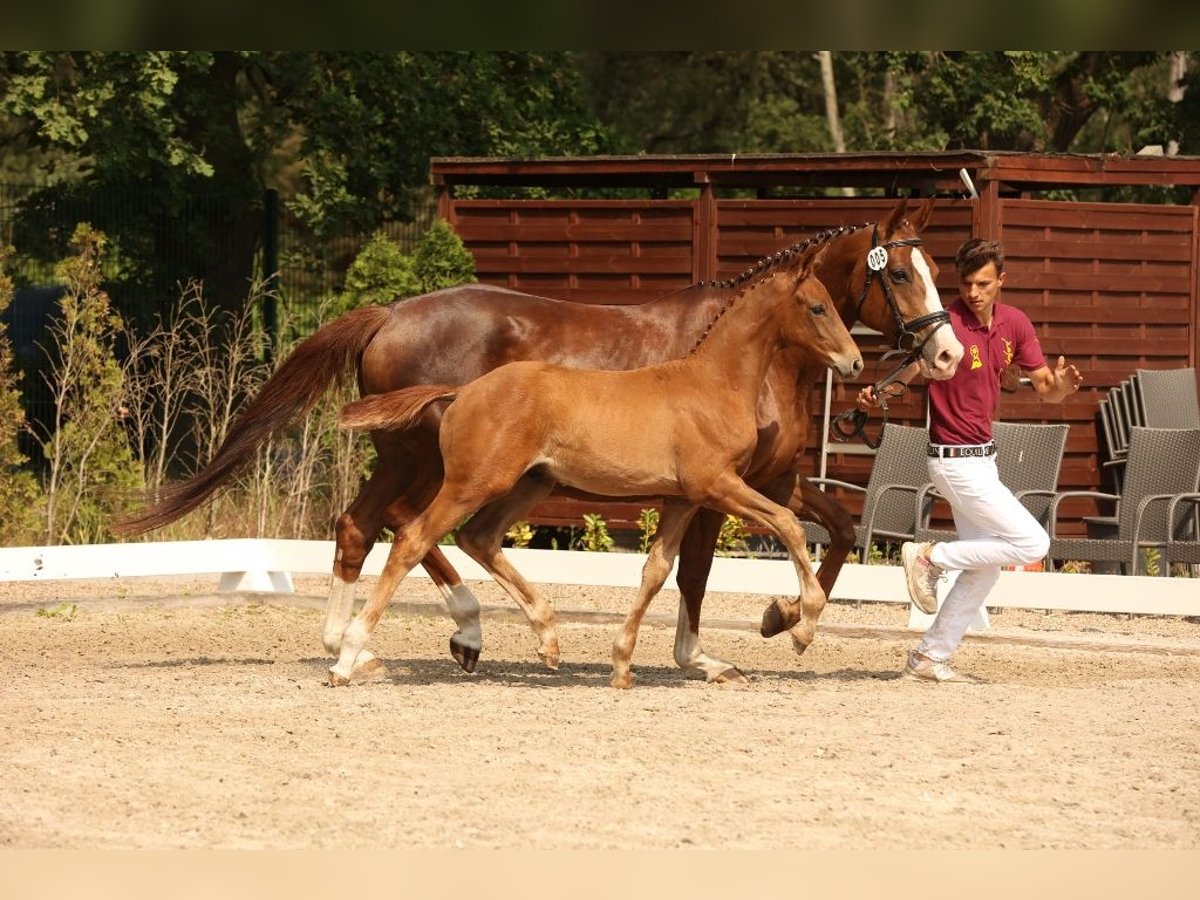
[339,385,458,432]
[114,304,393,535]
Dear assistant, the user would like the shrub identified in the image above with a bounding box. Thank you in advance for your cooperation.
[414,218,478,292]
[575,512,614,552]
[0,246,39,543]
[35,225,142,544]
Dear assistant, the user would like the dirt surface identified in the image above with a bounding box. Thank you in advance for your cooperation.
[2,572,1199,849]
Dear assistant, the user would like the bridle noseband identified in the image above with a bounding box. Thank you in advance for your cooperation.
[833,226,952,448]
[854,226,950,360]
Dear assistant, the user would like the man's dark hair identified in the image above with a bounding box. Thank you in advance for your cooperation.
[955,239,1004,276]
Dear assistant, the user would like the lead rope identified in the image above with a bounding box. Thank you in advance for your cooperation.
[829,349,914,450]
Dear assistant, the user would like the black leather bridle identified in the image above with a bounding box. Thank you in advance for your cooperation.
[854,226,950,359]
[831,227,952,448]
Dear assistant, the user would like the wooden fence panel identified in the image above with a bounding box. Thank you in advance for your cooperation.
[450,200,695,305]
[446,194,1199,543]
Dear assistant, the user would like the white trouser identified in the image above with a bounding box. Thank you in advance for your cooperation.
[919,454,1050,661]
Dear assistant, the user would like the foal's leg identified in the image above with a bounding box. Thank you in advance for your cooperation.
[778,478,857,655]
[451,474,561,671]
[672,473,796,682]
[703,474,827,649]
[324,437,485,659]
[329,492,477,686]
[611,500,699,689]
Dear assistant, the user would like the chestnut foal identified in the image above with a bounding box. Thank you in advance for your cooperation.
[329,245,862,687]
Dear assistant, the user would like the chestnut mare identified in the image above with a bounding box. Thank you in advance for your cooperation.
[117,198,962,682]
[330,245,862,686]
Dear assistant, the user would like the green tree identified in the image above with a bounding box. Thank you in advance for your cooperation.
[0,51,612,319]
[577,51,1196,157]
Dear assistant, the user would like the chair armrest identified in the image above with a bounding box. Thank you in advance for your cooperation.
[862,482,923,547]
[806,478,866,495]
[1166,493,1200,538]
[1131,493,1181,545]
[1046,490,1120,538]
[914,482,942,529]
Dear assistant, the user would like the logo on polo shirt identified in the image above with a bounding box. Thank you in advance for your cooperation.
[969,344,982,370]
[1002,337,1013,365]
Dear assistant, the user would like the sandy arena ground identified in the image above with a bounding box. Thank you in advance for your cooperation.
[1,571,1198,850]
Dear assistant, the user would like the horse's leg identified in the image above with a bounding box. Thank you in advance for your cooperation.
[329,491,476,686]
[672,508,747,684]
[611,500,699,689]
[376,479,495,672]
[673,473,796,683]
[454,474,561,670]
[784,477,856,655]
[701,474,827,649]
[323,442,407,655]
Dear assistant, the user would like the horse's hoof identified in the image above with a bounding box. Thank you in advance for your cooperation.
[540,651,561,671]
[760,603,786,638]
[711,666,749,685]
[355,656,387,680]
[610,672,633,689]
[791,634,811,656]
[450,636,480,674]
[328,669,350,687]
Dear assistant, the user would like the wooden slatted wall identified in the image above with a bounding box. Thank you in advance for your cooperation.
[445,195,1199,539]
[449,200,695,305]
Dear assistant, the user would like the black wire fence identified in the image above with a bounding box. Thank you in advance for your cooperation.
[0,182,437,433]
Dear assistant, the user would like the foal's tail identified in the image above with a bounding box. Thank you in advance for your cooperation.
[114,305,393,535]
[339,385,458,432]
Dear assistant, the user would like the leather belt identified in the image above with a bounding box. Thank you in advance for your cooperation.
[928,442,996,459]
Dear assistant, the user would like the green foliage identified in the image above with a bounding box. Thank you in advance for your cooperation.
[414,218,478,292]
[504,520,534,549]
[0,246,39,543]
[575,512,614,552]
[334,218,476,316]
[0,51,613,321]
[636,507,659,554]
[35,224,142,544]
[337,232,421,313]
[715,514,751,557]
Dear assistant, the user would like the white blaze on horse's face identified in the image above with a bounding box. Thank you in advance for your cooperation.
[909,247,963,379]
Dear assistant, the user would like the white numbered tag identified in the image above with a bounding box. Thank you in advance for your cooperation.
[866,246,888,272]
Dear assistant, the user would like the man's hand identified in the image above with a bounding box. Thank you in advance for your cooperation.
[1053,355,1083,396]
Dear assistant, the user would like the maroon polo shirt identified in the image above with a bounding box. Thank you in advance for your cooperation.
[927,298,1047,445]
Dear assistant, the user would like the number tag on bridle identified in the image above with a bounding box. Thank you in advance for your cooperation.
[866,246,888,272]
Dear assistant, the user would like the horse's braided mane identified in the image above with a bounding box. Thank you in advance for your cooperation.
[687,222,870,356]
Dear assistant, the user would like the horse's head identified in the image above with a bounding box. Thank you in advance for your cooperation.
[837,198,963,380]
[778,246,863,381]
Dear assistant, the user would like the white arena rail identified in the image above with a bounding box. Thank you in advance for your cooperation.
[0,539,1196,620]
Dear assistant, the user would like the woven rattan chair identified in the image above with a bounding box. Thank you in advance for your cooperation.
[1135,367,1200,429]
[1164,492,1200,572]
[914,421,1069,551]
[1046,426,1200,575]
[802,423,930,561]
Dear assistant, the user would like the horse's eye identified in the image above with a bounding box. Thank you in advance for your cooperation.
[889,268,909,283]
[812,304,826,316]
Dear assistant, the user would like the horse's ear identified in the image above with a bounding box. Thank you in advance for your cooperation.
[878,196,910,238]
[908,197,935,233]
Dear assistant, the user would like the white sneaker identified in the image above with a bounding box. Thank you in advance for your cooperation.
[901,541,944,614]
[902,650,979,684]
